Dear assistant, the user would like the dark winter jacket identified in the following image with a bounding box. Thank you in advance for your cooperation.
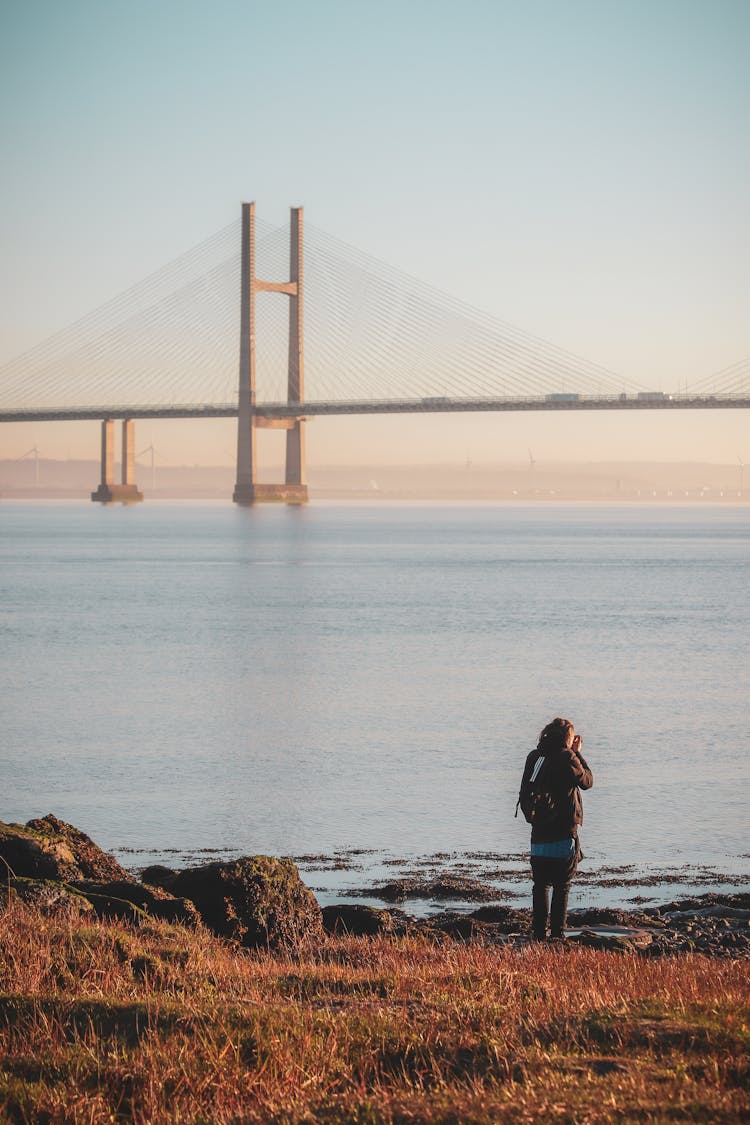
[520,745,594,843]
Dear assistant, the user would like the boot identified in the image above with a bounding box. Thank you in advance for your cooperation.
[532,882,549,940]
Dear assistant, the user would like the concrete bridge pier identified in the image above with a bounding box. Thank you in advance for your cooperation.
[285,419,306,493]
[248,414,307,502]
[91,418,144,503]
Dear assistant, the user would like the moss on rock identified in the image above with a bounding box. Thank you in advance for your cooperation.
[6,877,95,917]
[72,880,202,926]
[154,855,324,951]
[0,815,130,883]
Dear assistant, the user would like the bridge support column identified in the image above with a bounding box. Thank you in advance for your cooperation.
[283,206,307,502]
[285,420,306,490]
[91,418,143,503]
[233,201,308,505]
[91,418,115,501]
[232,202,257,504]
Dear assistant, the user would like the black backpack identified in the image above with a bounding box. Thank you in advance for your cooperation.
[516,752,559,827]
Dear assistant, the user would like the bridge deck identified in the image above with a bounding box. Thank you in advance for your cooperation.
[2,395,748,423]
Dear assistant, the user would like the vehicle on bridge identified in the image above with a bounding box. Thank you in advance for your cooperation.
[545,392,581,402]
[637,391,672,401]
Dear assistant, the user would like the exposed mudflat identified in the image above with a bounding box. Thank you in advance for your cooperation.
[117,844,749,915]
[348,873,503,904]
[275,848,749,915]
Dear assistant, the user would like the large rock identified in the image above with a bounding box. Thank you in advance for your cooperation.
[322,903,396,936]
[471,905,530,933]
[148,856,324,950]
[72,880,202,926]
[569,925,655,952]
[0,815,131,883]
[8,877,95,918]
[663,906,750,922]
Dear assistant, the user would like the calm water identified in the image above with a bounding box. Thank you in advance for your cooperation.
[2,501,749,905]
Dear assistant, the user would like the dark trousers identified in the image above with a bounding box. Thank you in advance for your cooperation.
[531,852,578,938]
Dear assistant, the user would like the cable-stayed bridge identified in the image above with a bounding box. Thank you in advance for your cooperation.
[1,203,747,503]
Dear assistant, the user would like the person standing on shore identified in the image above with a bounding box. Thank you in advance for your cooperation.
[517,717,593,941]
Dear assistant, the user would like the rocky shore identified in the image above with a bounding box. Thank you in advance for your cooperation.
[2,815,748,958]
[322,895,750,956]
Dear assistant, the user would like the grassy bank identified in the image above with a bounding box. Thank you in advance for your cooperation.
[1,900,748,1123]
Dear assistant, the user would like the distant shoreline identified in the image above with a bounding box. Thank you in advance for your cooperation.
[2,457,748,503]
[2,489,749,503]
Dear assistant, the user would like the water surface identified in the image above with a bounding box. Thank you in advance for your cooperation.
[2,501,748,905]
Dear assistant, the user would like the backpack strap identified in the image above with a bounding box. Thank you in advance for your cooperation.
[529,754,546,783]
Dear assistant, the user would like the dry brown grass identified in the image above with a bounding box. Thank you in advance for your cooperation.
[0,899,748,1123]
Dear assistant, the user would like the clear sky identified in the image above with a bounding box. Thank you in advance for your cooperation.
[1,0,748,467]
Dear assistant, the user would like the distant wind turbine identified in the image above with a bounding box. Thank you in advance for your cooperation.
[16,444,40,487]
[138,443,157,491]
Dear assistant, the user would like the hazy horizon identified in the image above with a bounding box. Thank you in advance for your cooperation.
[1,1,749,469]
[3,452,746,504]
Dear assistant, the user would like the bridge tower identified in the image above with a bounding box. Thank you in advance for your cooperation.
[233,201,308,505]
